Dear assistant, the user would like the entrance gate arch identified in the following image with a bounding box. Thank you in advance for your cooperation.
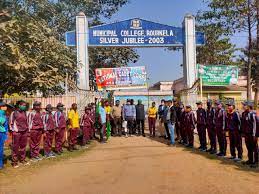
[65,13,205,91]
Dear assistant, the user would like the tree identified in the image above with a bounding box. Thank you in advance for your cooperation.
[0,0,138,95]
[196,21,238,65]
[201,0,257,100]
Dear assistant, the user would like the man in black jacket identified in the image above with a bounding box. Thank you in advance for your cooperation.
[196,101,207,151]
[135,100,145,137]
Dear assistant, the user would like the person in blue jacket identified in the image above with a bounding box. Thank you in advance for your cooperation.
[0,101,8,170]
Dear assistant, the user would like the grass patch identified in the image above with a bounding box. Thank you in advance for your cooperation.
[0,141,97,181]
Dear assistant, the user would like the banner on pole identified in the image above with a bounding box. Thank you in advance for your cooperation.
[197,64,239,86]
[95,66,147,91]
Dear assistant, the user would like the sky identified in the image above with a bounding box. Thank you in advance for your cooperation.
[102,0,248,85]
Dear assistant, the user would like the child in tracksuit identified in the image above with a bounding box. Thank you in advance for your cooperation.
[80,107,93,146]
[0,102,8,170]
[184,105,196,148]
[43,104,56,158]
[28,101,44,162]
[9,100,30,168]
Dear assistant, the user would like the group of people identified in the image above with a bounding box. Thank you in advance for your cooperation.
[0,97,258,170]
[0,100,97,169]
[155,99,258,168]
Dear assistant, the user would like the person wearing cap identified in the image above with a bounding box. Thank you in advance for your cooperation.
[80,107,94,146]
[9,100,30,168]
[122,99,136,137]
[241,101,258,167]
[135,99,145,137]
[68,103,80,151]
[147,102,158,137]
[184,105,196,148]
[206,100,217,154]
[214,100,227,157]
[28,101,44,162]
[179,103,187,144]
[54,103,67,154]
[225,100,242,161]
[43,104,56,158]
[173,99,181,142]
[196,101,207,151]
[111,100,122,136]
[0,101,8,170]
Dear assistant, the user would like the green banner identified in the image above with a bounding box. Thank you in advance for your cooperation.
[197,65,239,86]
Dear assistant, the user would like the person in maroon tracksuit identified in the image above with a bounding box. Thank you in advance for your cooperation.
[225,100,242,161]
[54,103,66,155]
[196,101,207,151]
[214,100,227,157]
[28,101,44,161]
[9,100,30,168]
[80,107,94,146]
[184,105,196,148]
[179,103,187,145]
[206,100,217,154]
[241,101,258,167]
[43,104,56,158]
[90,103,96,139]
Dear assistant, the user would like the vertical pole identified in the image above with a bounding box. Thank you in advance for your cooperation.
[200,77,203,101]
[76,12,89,91]
[183,14,197,88]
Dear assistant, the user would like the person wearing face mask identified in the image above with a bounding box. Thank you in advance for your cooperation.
[0,101,8,170]
[158,99,166,138]
[122,99,136,137]
[54,103,66,155]
[68,103,80,151]
[214,100,227,157]
[43,104,56,158]
[225,100,242,162]
[28,101,44,162]
[9,100,30,168]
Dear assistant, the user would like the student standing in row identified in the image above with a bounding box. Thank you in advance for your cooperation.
[225,100,242,161]
[206,100,217,154]
[241,101,258,167]
[214,100,227,157]
[184,105,196,148]
[0,102,8,170]
[54,103,66,154]
[9,100,30,168]
[28,101,44,162]
[80,107,93,146]
[43,104,56,158]
[196,101,207,151]
[99,101,107,143]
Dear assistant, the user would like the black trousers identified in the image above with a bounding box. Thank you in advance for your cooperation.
[136,119,145,135]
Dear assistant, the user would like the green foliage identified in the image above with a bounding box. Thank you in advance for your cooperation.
[0,0,138,95]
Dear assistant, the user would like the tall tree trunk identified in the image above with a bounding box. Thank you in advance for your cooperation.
[247,0,252,100]
[255,0,259,108]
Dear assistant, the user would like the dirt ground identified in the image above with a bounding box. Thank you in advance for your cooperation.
[0,136,258,194]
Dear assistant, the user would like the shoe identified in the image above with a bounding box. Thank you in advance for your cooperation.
[210,150,217,154]
[243,160,253,165]
[125,134,128,138]
[55,151,62,155]
[30,157,39,162]
[228,156,236,160]
[142,134,146,137]
[187,144,193,148]
[20,160,30,166]
[206,148,213,152]
[73,146,79,151]
[45,153,52,159]
[216,152,224,157]
[68,147,74,152]
[201,148,207,152]
[250,163,258,168]
[175,138,179,141]
[233,158,242,162]
[13,164,19,169]
[198,146,202,150]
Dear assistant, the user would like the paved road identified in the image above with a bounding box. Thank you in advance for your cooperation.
[1,136,258,194]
